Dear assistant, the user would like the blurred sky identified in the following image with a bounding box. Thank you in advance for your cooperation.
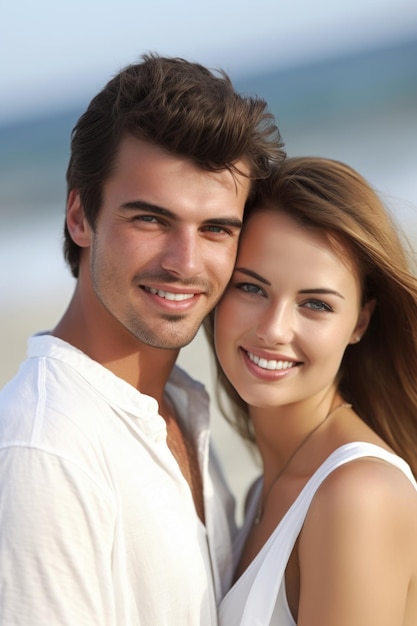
[2,0,417,123]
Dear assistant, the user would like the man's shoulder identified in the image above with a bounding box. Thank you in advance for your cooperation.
[0,337,109,448]
[0,334,94,404]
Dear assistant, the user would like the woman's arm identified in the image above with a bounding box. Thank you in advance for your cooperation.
[297,458,417,626]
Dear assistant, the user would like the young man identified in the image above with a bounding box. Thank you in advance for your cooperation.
[0,54,284,624]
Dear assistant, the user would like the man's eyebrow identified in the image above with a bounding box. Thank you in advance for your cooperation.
[121,201,173,217]
[120,200,243,229]
[204,217,243,229]
[234,267,271,286]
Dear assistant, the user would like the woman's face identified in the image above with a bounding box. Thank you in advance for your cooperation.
[214,209,373,410]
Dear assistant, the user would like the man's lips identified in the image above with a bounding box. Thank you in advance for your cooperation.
[144,286,196,301]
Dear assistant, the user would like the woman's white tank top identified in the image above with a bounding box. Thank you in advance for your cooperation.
[219,442,417,626]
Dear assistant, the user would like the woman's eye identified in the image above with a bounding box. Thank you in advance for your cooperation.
[237,283,264,296]
[303,299,332,312]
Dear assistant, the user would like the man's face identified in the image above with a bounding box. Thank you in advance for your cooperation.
[83,136,250,350]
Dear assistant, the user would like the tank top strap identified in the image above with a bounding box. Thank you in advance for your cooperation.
[239,442,416,626]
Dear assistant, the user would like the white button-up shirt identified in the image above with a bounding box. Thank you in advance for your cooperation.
[0,334,235,625]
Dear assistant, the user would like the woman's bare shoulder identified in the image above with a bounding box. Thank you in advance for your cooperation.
[296,456,417,625]
[302,454,417,567]
[309,455,417,526]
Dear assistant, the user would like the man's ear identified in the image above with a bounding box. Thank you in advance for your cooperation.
[349,299,376,344]
[66,189,92,248]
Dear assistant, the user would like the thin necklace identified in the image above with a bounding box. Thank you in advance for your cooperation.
[254,402,351,525]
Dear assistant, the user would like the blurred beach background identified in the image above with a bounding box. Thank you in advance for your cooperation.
[1,0,416,519]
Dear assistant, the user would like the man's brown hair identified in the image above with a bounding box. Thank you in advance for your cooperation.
[64,53,285,276]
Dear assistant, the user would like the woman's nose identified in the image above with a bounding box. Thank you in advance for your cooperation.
[255,302,294,345]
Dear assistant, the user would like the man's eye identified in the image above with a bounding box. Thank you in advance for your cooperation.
[134,215,158,222]
[203,225,229,234]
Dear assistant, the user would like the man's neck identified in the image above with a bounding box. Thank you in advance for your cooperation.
[52,292,179,405]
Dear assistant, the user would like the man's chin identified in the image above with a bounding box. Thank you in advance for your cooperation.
[132,324,201,351]
[151,329,200,351]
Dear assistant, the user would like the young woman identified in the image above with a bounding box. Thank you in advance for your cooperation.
[207,157,417,625]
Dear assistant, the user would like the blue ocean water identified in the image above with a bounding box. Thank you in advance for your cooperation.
[1,36,416,306]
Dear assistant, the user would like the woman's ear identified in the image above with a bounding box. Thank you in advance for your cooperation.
[66,189,92,248]
[349,299,376,344]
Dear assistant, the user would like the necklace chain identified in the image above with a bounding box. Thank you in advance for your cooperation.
[254,402,351,525]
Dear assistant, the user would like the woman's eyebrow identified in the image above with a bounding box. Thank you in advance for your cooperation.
[299,288,344,299]
[233,270,345,299]
[234,267,270,286]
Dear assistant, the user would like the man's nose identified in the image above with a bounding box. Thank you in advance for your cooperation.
[160,229,203,278]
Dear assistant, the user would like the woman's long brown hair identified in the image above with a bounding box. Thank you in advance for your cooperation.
[205,156,417,476]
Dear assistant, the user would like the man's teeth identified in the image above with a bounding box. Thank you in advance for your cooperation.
[148,287,194,301]
[247,351,296,371]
